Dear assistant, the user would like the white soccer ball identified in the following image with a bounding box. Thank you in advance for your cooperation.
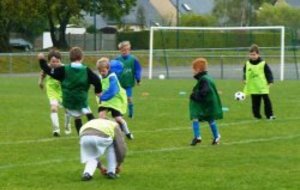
[158,74,165,80]
[234,91,246,101]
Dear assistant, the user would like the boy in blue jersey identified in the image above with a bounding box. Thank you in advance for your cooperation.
[115,41,142,118]
[96,57,133,139]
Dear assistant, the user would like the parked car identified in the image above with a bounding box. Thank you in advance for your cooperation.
[9,38,33,51]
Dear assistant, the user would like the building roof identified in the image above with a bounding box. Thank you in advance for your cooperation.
[285,0,300,7]
[170,0,214,15]
[84,0,216,29]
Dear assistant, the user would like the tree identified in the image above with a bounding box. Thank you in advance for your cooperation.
[40,0,137,49]
[256,2,300,29]
[180,14,217,27]
[0,0,43,52]
[213,0,277,26]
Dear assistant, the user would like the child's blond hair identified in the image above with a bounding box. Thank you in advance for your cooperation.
[118,41,131,49]
[96,57,110,70]
[192,58,208,72]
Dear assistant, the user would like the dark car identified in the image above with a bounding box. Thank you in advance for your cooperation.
[9,38,33,51]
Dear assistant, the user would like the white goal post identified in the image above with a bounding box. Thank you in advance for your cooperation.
[148,26,285,80]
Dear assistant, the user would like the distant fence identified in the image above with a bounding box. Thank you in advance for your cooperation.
[34,33,116,51]
[0,47,299,80]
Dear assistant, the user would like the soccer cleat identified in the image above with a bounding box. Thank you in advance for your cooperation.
[65,124,72,135]
[53,131,60,137]
[106,172,117,179]
[126,133,134,140]
[190,138,202,146]
[212,135,221,145]
[81,173,93,181]
[268,116,276,120]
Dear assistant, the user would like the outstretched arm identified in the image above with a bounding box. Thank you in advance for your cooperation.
[87,68,102,95]
[37,53,65,81]
[38,70,46,89]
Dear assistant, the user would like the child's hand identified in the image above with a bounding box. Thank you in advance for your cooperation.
[38,80,44,89]
[37,53,45,60]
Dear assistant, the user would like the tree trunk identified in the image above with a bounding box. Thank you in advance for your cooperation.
[57,16,69,50]
[0,28,12,52]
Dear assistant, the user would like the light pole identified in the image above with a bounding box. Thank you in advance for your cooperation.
[93,0,97,51]
[176,0,179,48]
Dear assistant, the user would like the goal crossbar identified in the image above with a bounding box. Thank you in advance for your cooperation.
[148,26,285,80]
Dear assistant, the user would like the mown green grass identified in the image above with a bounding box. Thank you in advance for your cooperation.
[0,76,299,190]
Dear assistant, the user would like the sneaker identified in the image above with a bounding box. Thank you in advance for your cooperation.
[126,133,134,140]
[212,135,221,145]
[268,116,276,120]
[81,173,93,181]
[53,131,60,137]
[65,125,72,135]
[190,138,202,146]
[106,172,117,179]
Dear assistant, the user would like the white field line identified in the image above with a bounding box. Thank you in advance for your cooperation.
[0,134,299,170]
[1,117,299,145]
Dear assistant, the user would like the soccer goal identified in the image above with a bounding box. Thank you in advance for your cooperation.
[148,26,286,80]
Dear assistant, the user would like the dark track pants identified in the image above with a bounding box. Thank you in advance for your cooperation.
[251,94,274,119]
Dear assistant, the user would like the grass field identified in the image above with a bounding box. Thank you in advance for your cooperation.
[0,76,299,190]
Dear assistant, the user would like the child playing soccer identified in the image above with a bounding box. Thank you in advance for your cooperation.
[38,47,102,134]
[38,50,71,136]
[243,44,275,120]
[189,58,223,146]
[80,118,126,181]
[96,57,133,140]
[115,41,142,118]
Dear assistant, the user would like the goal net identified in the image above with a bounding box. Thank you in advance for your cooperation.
[148,26,289,80]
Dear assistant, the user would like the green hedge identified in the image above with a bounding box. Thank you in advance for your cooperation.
[117,30,292,49]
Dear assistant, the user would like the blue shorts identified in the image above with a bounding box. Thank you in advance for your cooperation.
[125,87,132,98]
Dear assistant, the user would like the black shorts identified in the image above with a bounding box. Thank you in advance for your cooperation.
[98,107,122,117]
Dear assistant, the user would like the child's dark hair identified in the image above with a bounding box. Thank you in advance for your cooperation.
[69,47,83,62]
[249,44,260,54]
[47,49,61,61]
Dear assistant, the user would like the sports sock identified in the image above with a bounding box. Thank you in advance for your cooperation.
[192,120,200,138]
[50,112,60,132]
[106,145,117,173]
[75,118,82,134]
[117,118,130,134]
[83,159,98,176]
[209,120,219,139]
[128,103,133,118]
[64,113,71,129]
[86,113,95,121]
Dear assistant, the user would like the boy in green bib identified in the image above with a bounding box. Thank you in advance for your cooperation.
[115,41,142,118]
[189,58,223,146]
[96,57,133,140]
[38,47,102,134]
[243,44,275,120]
